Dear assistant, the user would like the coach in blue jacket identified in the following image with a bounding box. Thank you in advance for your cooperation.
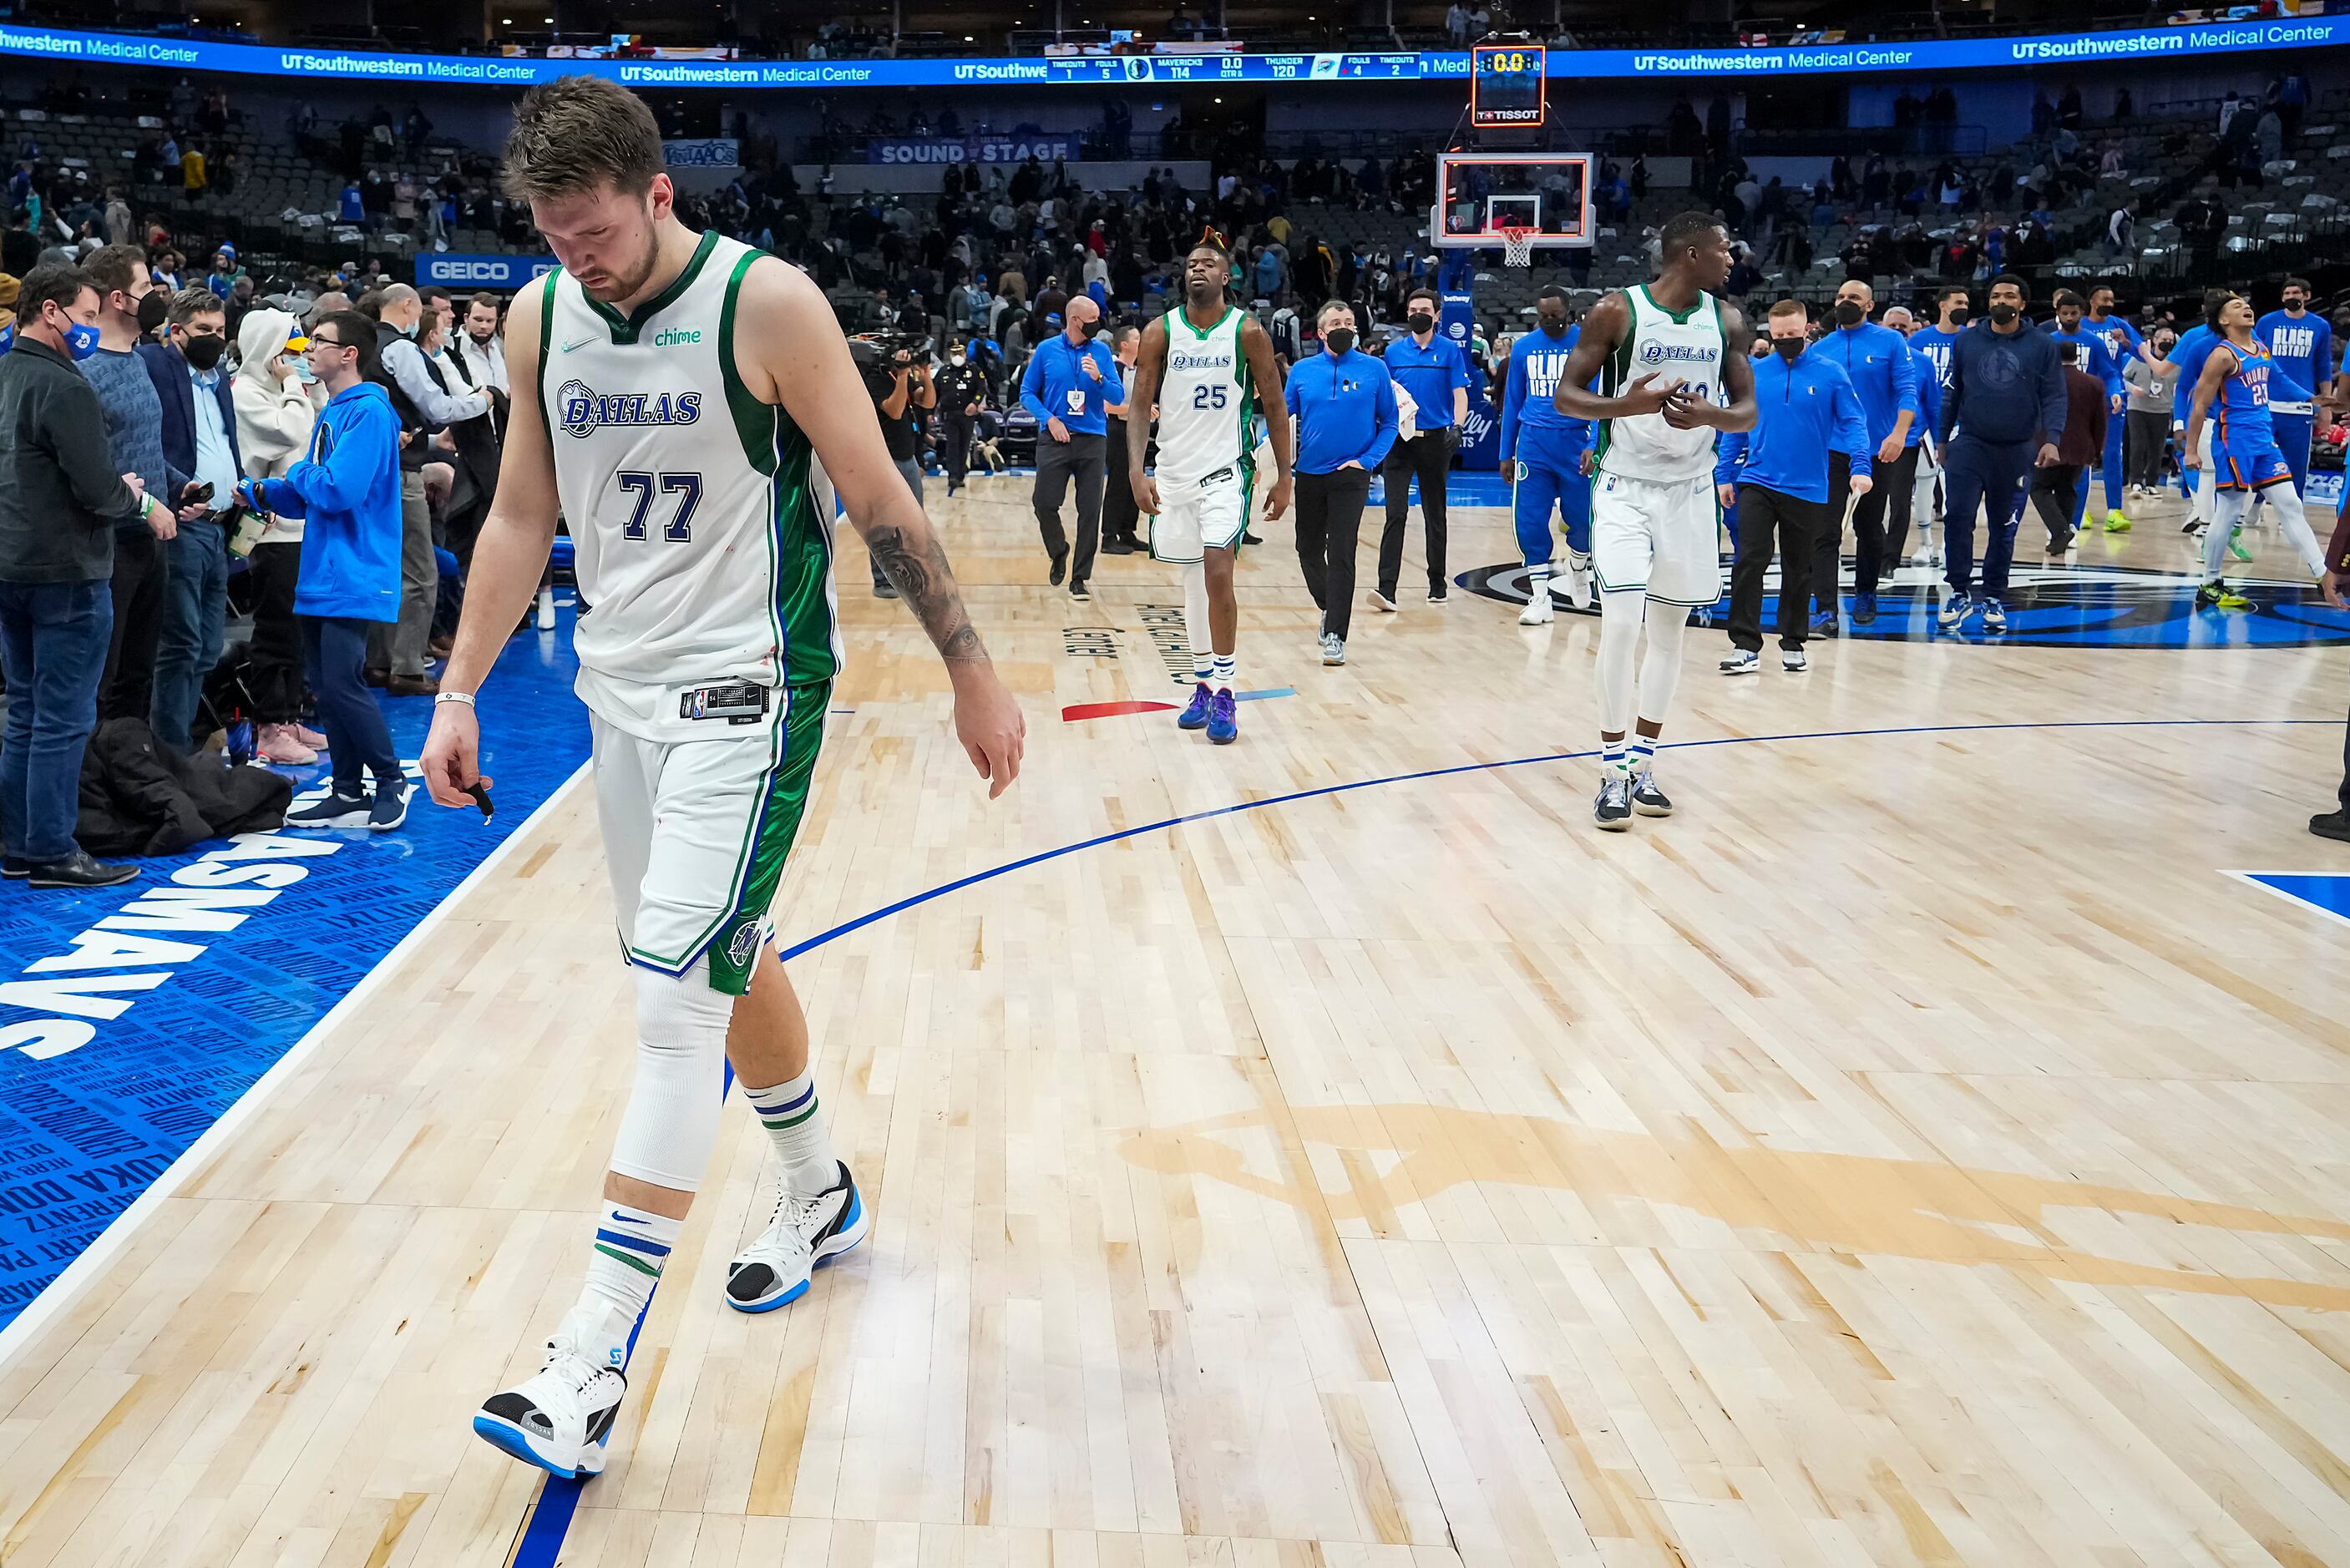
[238,310,408,830]
[138,286,243,751]
[1937,274,2065,634]
[1285,301,1398,665]
[1715,301,1872,670]
[1811,279,1917,630]
[1019,295,1125,598]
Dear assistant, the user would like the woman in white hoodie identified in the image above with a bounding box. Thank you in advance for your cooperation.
[234,306,328,766]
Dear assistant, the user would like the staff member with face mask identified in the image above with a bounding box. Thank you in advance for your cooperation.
[0,262,154,888]
[1018,294,1123,601]
[1812,278,1917,630]
[1375,286,1471,608]
[1715,301,1871,675]
[934,335,987,500]
[1285,301,1397,667]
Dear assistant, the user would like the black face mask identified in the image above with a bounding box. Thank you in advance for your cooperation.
[1834,301,1865,327]
[1539,317,1568,337]
[1988,302,2020,326]
[1771,336,1806,362]
[135,290,169,334]
[1324,327,1355,356]
[1406,312,1435,335]
[1078,319,1102,338]
[1947,306,1971,327]
[180,332,225,372]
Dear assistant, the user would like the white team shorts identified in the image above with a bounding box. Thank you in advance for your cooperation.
[1149,463,1252,564]
[590,686,829,996]
[1592,469,1724,607]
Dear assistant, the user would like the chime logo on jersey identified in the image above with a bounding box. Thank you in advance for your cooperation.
[555,377,705,439]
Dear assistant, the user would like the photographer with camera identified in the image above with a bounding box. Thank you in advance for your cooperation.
[853,331,936,598]
[934,336,988,498]
[1020,295,1124,602]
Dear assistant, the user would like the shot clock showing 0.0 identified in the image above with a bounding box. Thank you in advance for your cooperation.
[1470,43,1547,128]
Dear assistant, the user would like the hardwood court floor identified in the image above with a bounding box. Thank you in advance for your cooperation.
[3,479,2349,1568]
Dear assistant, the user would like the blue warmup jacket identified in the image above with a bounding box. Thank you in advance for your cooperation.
[2044,321,2125,404]
[1019,333,1125,436]
[1942,323,2067,448]
[1714,350,1872,503]
[2256,309,2333,416]
[1816,321,1918,450]
[1500,325,1593,468]
[1907,340,1942,448]
[1284,347,1398,474]
[2170,323,2219,427]
[250,380,403,622]
[1383,332,1471,432]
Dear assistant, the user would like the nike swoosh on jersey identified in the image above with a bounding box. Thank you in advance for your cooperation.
[561,334,597,352]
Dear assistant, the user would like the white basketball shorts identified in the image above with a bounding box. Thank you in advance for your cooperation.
[1149,462,1253,564]
[590,681,830,996]
[1592,469,1723,607]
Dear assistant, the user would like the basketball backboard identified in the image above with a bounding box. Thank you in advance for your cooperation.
[1431,151,1594,250]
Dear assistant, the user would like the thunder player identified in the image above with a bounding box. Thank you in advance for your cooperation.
[2184,293,2327,609]
[2256,276,2333,512]
[1551,212,1755,830]
[1501,284,1594,626]
[419,78,1024,1479]
[1125,238,1294,746]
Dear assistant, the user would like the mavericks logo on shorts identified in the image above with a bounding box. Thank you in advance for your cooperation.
[555,378,705,440]
[725,919,763,969]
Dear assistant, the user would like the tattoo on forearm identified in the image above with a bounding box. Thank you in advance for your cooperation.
[868,526,986,663]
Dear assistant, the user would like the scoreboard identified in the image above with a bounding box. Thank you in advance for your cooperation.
[1471,43,1547,128]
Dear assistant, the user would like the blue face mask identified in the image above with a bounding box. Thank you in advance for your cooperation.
[63,321,99,360]
[398,319,419,339]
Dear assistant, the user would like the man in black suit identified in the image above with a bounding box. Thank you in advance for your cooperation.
[137,286,243,751]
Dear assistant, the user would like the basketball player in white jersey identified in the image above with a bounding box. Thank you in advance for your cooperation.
[417,78,1024,1479]
[1125,239,1293,744]
[1551,212,1755,830]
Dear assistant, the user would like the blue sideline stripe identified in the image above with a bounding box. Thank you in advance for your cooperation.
[509,713,2329,1566]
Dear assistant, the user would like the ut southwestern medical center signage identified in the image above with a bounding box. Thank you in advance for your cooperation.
[0,18,2341,85]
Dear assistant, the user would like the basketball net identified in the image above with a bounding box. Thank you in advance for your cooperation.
[1498,225,1537,268]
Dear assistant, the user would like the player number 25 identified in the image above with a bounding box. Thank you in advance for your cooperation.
[1192,383,1228,410]
[616,470,703,543]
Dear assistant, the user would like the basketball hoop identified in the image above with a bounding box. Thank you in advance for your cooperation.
[1498,225,1537,268]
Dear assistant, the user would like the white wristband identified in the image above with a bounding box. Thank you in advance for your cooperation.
[434,690,476,708]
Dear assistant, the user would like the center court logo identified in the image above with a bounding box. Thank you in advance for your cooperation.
[555,379,704,439]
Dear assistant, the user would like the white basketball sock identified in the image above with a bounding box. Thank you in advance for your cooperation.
[574,1201,680,1364]
[741,1068,839,1198]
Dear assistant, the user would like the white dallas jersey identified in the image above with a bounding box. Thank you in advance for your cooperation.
[539,231,841,740]
[1152,306,1255,485]
[1595,283,1726,483]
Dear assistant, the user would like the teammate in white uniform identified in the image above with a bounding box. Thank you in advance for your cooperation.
[1551,213,1755,830]
[1125,240,1294,745]
[419,78,1023,1480]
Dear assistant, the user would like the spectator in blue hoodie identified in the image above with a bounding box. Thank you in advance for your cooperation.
[1811,279,1917,630]
[236,309,408,831]
[1714,301,1872,673]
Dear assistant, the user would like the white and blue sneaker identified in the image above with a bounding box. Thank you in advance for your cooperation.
[1719,650,1760,675]
[1981,599,2008,633]
[725,1161,869,1313]
[1629,767,1674,817]
[1937,593,1973,631]
[474,1302,629,1479]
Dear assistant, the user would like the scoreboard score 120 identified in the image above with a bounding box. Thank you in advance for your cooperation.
[1470,43,1547,127]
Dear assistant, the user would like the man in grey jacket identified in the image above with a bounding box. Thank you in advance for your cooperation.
[0,264,164,887]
